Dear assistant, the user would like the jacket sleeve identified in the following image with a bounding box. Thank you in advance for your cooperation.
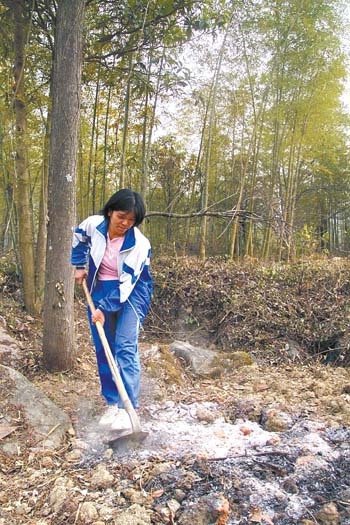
[70,218,93,269]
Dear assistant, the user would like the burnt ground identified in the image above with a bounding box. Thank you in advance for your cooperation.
[0,256,350,525]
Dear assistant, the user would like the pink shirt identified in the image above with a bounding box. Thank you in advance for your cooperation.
[98,235,124,280]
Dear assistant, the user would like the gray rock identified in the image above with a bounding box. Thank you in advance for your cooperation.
[79,502,99,524]
[178,493,230,525]
[0,364,72,451]
[195,406,216,423]
[90,464,114,489]
[260,408,294,432]
[283,337,305,362]
[113,504,152,524]
[169,341,218,377]
[316,502,340,525]
[122,487,147,504]
[0,327,21,368]
[167,498,181,515]
[1,442,19,455]
[49,483,68,513]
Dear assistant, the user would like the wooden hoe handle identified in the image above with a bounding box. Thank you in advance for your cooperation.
[81,279,141,433]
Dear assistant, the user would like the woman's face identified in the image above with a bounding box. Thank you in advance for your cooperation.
[108,210,135,237]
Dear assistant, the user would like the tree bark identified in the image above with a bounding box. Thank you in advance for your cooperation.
[199,30,228,260]
[86,72,100,215]
[120,52,133,188]
[42,0,85,371]
[10,0,37,313]
[34,107,50,311]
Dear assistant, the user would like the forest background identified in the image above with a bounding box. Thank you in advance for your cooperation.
[0,0,350,370]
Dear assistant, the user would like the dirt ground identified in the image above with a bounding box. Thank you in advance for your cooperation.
[1,257,350,524]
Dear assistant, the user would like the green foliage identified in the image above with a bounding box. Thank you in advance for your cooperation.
[0,0,349,262]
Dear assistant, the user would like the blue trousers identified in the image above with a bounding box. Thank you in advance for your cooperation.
[88,279,141,408]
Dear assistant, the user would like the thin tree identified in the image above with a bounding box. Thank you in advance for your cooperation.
[7,0,37,312]
[35,106,51,307]
[199,28,229,259]
[86,70,100,215]
[120,51,133,188]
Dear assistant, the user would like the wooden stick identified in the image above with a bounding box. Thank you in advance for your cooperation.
[82,280,141,433]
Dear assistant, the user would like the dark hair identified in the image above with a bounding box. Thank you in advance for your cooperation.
[102,189,146,226]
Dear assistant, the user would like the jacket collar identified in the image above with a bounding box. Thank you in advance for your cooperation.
[96,218,136,252]
[97,218,108,237]
[121,227,136,251]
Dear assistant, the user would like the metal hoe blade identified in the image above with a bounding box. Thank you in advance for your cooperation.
[107,430,149,453]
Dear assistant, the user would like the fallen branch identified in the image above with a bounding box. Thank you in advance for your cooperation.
[146,209,257,220]
[206,449,296,461]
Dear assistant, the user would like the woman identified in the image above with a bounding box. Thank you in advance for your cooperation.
[71,189,152,430]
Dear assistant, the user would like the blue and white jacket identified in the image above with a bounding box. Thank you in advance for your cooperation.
[71,215,152,323]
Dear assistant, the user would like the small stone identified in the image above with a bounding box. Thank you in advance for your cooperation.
[103,448,113,459]
[15,502,30,515]
[178,493,229,525]
[49,484,67,513]
[151,462,173,476]
[91,464,114,489]
[266,434,281,446]
[155,504,171,519]
[79,502,99,524]
[196,407,216,423]
[27,521,50,525]
[113,503,152,524]
[174,489,186,502]
[282,479,299,494]
[261,408,293,432]
[41,456,54,468]
[99,504,115,519]
[254,381,269,392]
[316,502,340,525]
[227,351,254,367]
[65,449,83,462]
[167,498,181,515]
[72,439,90,450]
[122,487,147,504]
[1,442,19,456]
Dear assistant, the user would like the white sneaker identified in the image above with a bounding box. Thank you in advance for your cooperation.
[98,405,119,427]
[110,408,132,431]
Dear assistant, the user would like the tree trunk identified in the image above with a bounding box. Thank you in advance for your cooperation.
[199,30,228,260]
[10,0,37,313]
[0,118,16,252]
[42,0,85,372]
[120,52,133,188]
[92,103,100,214]
[102,81,113,208]
[34,106,51,310]
[86,73,100,215]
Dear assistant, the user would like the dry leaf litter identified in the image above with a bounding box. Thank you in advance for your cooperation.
[0,256,350,525]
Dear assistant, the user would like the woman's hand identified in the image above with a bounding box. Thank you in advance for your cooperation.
[92,309,105,326]
[75,268,88,284]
